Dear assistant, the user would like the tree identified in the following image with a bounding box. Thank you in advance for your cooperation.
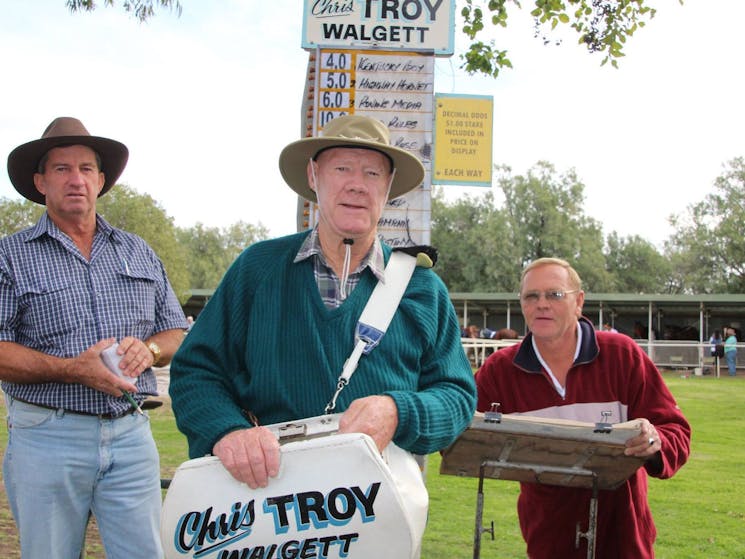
[666,157,745,293]
[431,189,519,292]
[176,224,224,290]
[0,198,44,238]
[460,0,678,77]
[97,184,191,303]
[177,221,269,290]
[221,221,270,263]
[497,162,613,291]
[605,232,671,293]
[431,162,616,293]
[65,0,181,21]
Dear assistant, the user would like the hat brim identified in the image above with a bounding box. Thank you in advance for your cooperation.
[7,135,129,205]
[278,137,425,202]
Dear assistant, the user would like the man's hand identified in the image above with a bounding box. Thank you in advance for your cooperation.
[114,336,157,377]
[68,339,140,397]
[624,418,661,458]
[338,395,399,452]
[213,427,281,489]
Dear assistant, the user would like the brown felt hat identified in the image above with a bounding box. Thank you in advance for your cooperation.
[278,114,425,202]
[7,117,129,205]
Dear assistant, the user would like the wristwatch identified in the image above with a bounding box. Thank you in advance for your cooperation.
[147,341,162,367]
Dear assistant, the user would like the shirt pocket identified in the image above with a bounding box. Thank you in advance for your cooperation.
[114,265,159,329]
[16,277,80,343]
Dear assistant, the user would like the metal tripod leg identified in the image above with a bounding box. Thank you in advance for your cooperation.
[574,475,599,559]
[472,460,599,559]
[473,463,494,559]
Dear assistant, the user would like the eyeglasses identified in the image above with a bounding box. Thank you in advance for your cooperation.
[520,290,579,304]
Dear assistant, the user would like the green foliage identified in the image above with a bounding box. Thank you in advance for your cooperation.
[431,161,677,294]
[460,0,680,77]
[432,154,745,296]
[97,184,191,303]
[0,198,44,238]
[606,232,673,293]
[497,161,614,291]
[176,221,269,290]
[431,189,519,292]
[65,0,181,21]
[665,157,745,294]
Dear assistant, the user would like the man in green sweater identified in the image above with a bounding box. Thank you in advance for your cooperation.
[169,115,476,490]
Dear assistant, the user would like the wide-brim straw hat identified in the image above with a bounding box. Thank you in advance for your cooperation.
[7,116,129,205]
[278,115,425,202]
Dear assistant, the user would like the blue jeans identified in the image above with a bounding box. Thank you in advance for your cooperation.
[3,397,163,559]
[726,351,737,376]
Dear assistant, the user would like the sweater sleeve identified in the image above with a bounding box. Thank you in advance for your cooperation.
[628,345,691,479]
[386,270,477,455]
[168,250,257,458]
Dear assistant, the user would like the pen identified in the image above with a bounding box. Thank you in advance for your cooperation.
[122,390,144,415]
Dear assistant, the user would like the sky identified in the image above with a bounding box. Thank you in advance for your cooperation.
[1,0,743,249]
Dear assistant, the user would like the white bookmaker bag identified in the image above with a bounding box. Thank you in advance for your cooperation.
[161,415,428,559]
[161,251,434,559]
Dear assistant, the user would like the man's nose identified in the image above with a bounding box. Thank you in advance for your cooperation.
[68,168,87,184]
[345,168,369,191]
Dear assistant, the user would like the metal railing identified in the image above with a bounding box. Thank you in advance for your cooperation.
[462,337,741,373]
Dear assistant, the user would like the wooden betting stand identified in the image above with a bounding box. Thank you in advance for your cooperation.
[440,407,646,559]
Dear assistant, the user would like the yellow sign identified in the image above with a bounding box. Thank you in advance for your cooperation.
[433,94,493,186]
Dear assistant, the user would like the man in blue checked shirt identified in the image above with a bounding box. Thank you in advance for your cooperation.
[0,117,187,558]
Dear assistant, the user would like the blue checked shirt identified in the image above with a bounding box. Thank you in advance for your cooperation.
[294,226,385,308]
[0,212,187,415]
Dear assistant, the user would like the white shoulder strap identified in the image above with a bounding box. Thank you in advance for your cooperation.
[325,251,418,413]
[357,251,417,354]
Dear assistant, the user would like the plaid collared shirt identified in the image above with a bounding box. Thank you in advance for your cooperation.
[0,212,187,415]
[294,227,386,309]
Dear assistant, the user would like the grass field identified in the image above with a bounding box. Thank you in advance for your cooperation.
[1,372,744,558]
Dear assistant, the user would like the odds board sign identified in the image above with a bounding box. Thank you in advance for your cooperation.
[302,0,455,55]
[432,93,493,187]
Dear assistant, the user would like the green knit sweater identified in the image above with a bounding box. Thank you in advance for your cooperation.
[169,232,476,458]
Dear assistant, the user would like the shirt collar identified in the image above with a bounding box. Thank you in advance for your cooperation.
[294,226,386,282]
[514,316,599,373]
[26,212,117,243]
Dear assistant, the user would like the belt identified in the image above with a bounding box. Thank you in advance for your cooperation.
[12,398,137,420]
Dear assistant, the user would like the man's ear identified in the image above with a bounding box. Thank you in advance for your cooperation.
[306,160,317,192]
[33,173,46,197]
[97,172,105,195]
